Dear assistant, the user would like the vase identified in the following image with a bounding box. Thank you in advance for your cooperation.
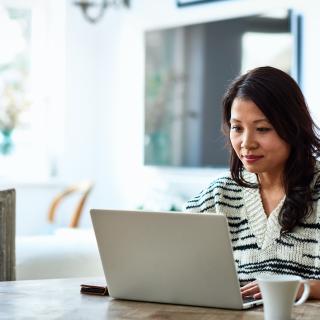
[0,129,14,155]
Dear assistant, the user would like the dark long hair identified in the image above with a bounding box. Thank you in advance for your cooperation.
[222,66,320,233]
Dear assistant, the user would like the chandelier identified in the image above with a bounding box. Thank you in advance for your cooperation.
[74,0,130,24]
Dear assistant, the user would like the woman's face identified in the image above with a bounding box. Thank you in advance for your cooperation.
[229,98,291,176]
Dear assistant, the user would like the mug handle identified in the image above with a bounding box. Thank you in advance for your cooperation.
[294,280,310,306]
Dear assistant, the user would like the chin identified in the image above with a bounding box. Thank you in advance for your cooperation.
[244,166,259,173]
[242,163,263,174]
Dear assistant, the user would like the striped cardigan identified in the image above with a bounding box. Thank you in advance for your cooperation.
[185,165,320,285]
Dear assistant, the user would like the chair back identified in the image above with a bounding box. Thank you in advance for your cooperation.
[0,189,16,281]
[47,181,94,228]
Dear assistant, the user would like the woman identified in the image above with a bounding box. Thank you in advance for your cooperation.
[185,66,320,299]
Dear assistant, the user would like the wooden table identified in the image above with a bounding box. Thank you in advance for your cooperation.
[0,278,319,319]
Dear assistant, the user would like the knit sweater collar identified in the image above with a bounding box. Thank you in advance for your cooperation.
[242,170,284,249]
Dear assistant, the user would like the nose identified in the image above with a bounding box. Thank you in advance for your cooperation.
[241,131,258,150]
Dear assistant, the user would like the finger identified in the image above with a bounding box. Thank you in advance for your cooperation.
[241,285,260,297]
[240,280,258,290]
[253,292,262,300]
[240,281,258,292]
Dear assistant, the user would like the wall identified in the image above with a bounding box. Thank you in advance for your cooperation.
[62,2,145,223]
[301,3,320,124]
[29,0,320,232]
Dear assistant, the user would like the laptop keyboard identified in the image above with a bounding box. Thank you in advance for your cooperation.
[243,296,256,303]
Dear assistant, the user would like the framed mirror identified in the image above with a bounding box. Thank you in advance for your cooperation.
[144,9,301,168]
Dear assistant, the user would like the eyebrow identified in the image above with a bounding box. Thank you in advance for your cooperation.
[230,118,269,123]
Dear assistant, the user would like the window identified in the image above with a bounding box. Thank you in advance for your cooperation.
[0,0,65,180]
[144,10,297,168]
[241,32,293,75]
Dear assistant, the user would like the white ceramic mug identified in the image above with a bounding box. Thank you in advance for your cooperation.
[257,275,310,320]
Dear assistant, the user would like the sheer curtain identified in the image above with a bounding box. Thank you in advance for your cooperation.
[0,0,65,181]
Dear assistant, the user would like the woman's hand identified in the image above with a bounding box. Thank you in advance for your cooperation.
[240,280,307,300]
[240,281,262,300]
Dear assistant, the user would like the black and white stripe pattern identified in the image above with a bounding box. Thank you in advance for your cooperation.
[185,164,320,284]
[185,177,244,213]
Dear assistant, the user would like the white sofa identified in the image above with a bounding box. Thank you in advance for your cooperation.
[16,228,104,280]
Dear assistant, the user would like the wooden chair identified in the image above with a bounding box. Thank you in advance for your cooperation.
[47,181,94,228]
[0,189,16,281]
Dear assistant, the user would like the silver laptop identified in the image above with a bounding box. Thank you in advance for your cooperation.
[90,209,263,309]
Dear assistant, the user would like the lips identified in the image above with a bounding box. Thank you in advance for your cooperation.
[242,155,264,163]
[244,155,263,160]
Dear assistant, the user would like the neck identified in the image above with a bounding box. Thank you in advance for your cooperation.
[257,171,284,191]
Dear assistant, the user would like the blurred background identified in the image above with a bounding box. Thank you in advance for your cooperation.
[1,0,319,279]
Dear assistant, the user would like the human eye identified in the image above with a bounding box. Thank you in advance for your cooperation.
[257,127,271,132]
[231,125,242,132]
